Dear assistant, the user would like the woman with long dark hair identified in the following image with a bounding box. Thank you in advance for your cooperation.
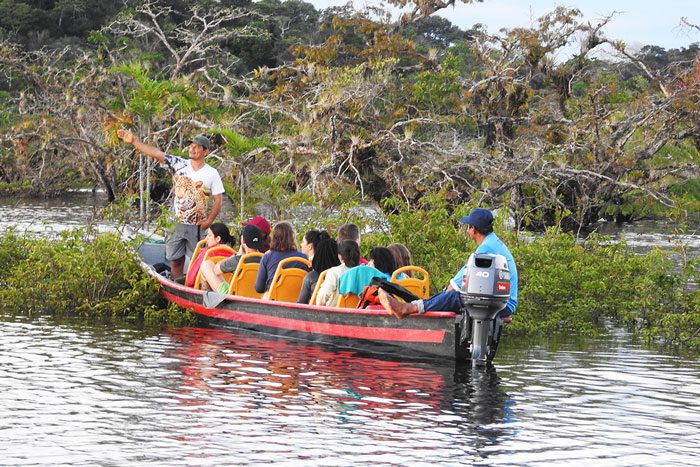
[336,246,396,297]
[185,222,234,288]
[300,229,331,262]
[315,239,360,307]
[297,237,340,304]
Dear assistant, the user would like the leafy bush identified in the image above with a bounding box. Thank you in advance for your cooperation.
[365,194,469,293]
[635,257,700,348]
[509,232,672,336]
[363,198,700,347]
[0,228,193,325]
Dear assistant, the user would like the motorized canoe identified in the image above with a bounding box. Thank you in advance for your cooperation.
[139,242,466,360]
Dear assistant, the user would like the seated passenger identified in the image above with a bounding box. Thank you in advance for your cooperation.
[185,223,234,288]
[199,224,266,294]
[297,237,340,304]
[300,229,331,263]
[255,221,308,295]
[338,246,397,296]
[316,239,360,307]
[379,208,518,320]
[388,243,412,278]
[337,222,369,265]
[242,216,271,253]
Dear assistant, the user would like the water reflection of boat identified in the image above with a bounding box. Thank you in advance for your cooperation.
[168,327,450,411]
[140,243,465,361]
[166,326,514,435]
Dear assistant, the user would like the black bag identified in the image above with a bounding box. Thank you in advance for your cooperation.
[370,277,420,303]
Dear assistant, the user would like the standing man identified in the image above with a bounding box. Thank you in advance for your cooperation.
[379,208,518,319]
[118,129,225,280]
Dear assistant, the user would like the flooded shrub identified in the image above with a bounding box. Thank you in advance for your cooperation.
[0,228,32,284]
[636,257,700,348]
[0,228,192,325]
[510,232,659,335]
[498,231,699,348]
[366,195,469,294]
[365,199,700,347]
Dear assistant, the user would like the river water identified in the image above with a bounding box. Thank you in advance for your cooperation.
[1,195,699,466]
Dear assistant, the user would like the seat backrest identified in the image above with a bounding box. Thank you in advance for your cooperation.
[336,292,360,308]
[229,252,264,298]
[267,256,312,302]
[309,269,328,306]
[187,239,207,273]
[391,265,430,299]
[193,245,236,289]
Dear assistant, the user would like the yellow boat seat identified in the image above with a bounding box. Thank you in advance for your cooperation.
[266,256,312,302]
[229,252,264,298]
[309,269,328,306]
[391,265,430,299]
[193,245,236,289]
[187,239,207,274]
[336,292,360,308]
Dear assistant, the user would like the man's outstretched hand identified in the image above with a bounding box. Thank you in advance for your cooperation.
[117,128,135,144]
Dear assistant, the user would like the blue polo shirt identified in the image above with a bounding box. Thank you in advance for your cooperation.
[449,232,518,313]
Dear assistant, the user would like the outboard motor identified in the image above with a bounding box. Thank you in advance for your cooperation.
[459,253,510,365]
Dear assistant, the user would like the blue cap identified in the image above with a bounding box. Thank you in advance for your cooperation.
[459,208,493,230]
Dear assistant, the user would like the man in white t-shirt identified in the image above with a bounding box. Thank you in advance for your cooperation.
[118,129,225,280]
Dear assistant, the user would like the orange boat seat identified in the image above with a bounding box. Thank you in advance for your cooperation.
[187,239,208,274]
[336,292,360,308]
[229,252,264,298]
[194,245,236,289]
[391,265,430,299]
[309,269,328,306]
[266,257,312,303]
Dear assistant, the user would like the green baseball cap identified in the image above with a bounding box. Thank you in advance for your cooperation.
[189,134,212,150]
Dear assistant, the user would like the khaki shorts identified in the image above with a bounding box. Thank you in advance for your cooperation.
[165,223,203,262]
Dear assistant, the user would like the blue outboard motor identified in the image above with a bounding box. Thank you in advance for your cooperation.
[458,253,510,365]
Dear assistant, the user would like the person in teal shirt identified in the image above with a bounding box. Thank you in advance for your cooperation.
[338,247,396,296]
[379,208,518,319]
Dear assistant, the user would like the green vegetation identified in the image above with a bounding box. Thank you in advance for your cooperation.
[1,1,698,232]
[0,1,699,348]
[510,232,699,344]
[362,199,700,349]
[0,228,194,327]
[0,195,698,349]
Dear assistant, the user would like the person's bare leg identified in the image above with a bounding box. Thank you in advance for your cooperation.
[200,260,224,291]
[378,289,419,319]
[171,257,185,280]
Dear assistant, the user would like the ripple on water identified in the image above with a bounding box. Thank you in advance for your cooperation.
[2,320,700,466]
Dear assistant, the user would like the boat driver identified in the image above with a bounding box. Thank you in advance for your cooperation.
[379,208,518,319]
